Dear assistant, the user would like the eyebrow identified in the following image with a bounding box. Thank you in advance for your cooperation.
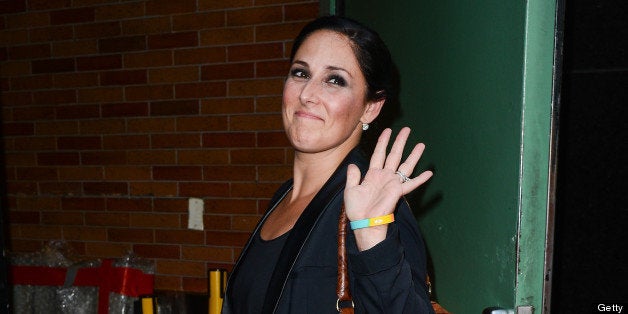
[292,60,353,78]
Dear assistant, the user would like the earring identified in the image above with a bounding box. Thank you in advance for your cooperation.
[362,123,369,131]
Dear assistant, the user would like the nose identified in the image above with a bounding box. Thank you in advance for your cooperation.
[298,79,320,106]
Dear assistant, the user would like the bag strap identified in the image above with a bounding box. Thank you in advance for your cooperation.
[337,205,354,313]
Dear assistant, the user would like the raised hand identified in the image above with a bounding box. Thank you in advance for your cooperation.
[344,127,433,250]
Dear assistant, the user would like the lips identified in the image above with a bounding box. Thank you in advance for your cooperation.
[295,110,323,121]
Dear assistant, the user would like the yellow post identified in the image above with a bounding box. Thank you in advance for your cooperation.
[141,295,155,314]
[208,269,227,314]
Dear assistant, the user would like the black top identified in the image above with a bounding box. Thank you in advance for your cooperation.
[230,230,290,313]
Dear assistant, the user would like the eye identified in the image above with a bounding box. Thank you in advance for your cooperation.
[326,75,347,87]
[290,68,309,79]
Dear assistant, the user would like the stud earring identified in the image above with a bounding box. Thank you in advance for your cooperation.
[362,123,369,131]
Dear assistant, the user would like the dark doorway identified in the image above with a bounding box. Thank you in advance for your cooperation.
[552,0,628,312]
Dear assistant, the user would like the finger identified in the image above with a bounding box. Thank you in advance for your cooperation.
[345,163,362,190]
[401,170,433,195]
[369,128,392,169]
[397,142,426,177]
[384,127,411,171]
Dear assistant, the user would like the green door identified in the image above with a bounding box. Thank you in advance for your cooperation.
[322,1,559,312]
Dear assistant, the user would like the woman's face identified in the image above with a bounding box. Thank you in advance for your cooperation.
[282,30,382,155]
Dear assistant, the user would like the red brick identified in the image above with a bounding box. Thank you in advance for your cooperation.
[58,166,103,181]
[232,215,260,231]
[130,213,181,228]
[200,26,254,46]
[127,150,176,165]
[175,82,226,99]
[127,117,176,133]
[124,50,172,68]
[257,131,290,147]
[258,165,292,182]
[99,35,146,53]
[12,106,55,121]
[108,228,153,243]
[153,166,202,180]
[101,102,149,118]
[182,245,232,261]
[103,134,150,150]
[201,63,253,80]
[33,89,77,105]
[150,100,199,116]
[77,87,123,103]
[121,17,170,36]
[8,43,50,60]
[85,212,129,227]
[205,231,250,247]
[94,2,145,21]
[106,197,152,212]
[79,119,126,134]
[39,182,82,195]
[3,122,34,136]
[81,151,127,165]
[154,275,181,291]
[57,136,102,150]
[17,225,63,239]
[228,78,283,97]
[50,7,95,25]
[154,198,188,213]
[53,72,99,88]
[156,260,205,277]
[182,277,207,293]
[83,182,128,195]
[84,242,131,257]
[256,60,290,78]
[172,12,224,32]
[37,152,79,165]
[201,98,254,114]
[10,74,52,90]
[125,84,174,101]
[152,133,200,149]
[230,148,285,164]
[100,70,147,86]
[1,91,33,106]
[174,47,226,65]
[227,6,282,26]
[104,166,151,181]
[62,197,106,211]
[176,150,229,165]
[35,121,79,135]
[27,0,70,11]
[176,116,228,132]
[230,113,283,131]
[146,0,196,15]
[256,21,308,42]
[202,132,255,147]
[228,43,283,62]
[29,25,74,42]
[6,182,38,195]
[8,210,40,224]
[149,66,198,84]
[201,214,232,230]
[202,166,256,181]
[75,21,121,39]
[4,152,37,166]
[231,182,282,199]
[199,0,252,10]
[155,229,204,245]
[285,3,319,21]
[15,196,61,211]
[1,61,29,78]
[148,32,198,49]
[76,55,122,71]
[179,182,229,198]
[16,167,57,180]
[0,0,26,14]
[12,137,55,151]
[41,212,84,225]
[10,240,45,253]
[134,244,181,259]
[31,58,75,74]
[52,39,98,57]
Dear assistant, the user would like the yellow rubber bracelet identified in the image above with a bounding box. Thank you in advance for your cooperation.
[349,214,395,230]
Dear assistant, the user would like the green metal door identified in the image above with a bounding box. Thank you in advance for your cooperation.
[323,0,559,312]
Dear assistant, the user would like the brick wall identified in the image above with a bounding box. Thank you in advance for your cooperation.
[1,0,319,292]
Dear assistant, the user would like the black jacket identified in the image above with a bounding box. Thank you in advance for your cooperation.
[222,149,435,313]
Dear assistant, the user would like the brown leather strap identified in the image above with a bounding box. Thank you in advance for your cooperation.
[337,205,354,313]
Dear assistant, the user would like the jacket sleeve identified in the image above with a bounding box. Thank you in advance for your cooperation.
[347,200,435,314]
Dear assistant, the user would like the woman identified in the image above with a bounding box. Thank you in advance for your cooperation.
[222,16,435,313]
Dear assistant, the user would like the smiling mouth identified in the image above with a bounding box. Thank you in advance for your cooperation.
[295,111,323,121]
